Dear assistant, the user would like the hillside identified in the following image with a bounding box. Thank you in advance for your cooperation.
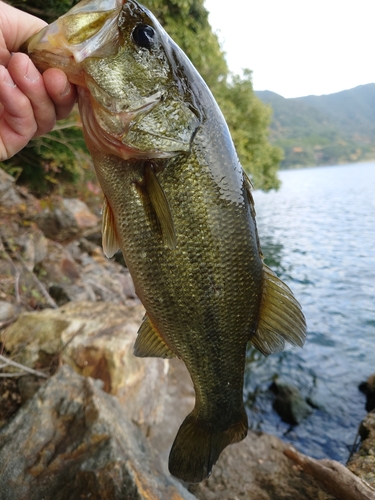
[256,84,375,169]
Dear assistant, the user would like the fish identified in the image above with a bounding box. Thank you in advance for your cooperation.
[23,0,306,483]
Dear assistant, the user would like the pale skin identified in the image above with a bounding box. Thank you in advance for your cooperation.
[0,1,77,161]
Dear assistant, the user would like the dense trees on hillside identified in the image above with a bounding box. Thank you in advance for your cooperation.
[257,87,375,169]
[2,0,281,192]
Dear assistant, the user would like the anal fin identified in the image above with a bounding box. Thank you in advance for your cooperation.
[134,314,175,359]
[250,264,306,356]
[102,197,120,258]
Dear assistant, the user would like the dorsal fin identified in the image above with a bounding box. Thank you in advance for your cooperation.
[144,163,176,249]
[250,264,306,356]
[101,197,120,258]
[134,314,176,359]
[243,170,256,217]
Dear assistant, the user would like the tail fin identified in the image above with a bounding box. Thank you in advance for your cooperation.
[168,410,248,483]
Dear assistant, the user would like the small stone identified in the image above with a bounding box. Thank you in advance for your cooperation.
[359,373,375,412]
[270,381,313,425]
[0,301,19,322]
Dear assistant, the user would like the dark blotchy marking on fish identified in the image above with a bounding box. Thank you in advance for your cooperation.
[23,0,306,483]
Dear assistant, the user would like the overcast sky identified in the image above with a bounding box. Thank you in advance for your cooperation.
[204,0,375,98]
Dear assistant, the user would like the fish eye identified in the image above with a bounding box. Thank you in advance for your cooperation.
[132,24,156,50]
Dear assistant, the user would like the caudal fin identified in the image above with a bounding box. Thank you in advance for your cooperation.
[168,410,248,483]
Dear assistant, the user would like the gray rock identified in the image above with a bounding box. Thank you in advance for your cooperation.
[15,227,48,271]
[270,381,313,425]
[0,365,195,500]
[347,411,375,487]
[36,239,97,303]
[359,373,375,412]
[189,431,336,500]
[0,167,23,207]
[1,301,167,427]
[35,198,98,243]
[0,301,19,322]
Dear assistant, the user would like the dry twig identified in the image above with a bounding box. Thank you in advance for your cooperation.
[0,354,48,379]
[284,446,375,500]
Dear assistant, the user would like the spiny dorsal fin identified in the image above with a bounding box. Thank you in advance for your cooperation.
[250,264,306,356]
[134,314,175,359]
[243,170,256,215]
[102,197,120,258]
[144,163,176,249]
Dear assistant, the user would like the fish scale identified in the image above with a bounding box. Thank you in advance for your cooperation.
[24,0,306,483]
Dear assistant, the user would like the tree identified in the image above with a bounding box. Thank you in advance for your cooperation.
[215,71,282,190]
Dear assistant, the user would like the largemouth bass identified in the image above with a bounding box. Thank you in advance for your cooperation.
[23,0,306,483]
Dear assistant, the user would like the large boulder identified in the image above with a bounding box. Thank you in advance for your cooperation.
[0,365,194,500]
[1,301,167,427]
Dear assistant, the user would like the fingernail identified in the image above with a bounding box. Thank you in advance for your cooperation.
[60,79,71,97]
[2,68,16,88]
[24,59,40,83]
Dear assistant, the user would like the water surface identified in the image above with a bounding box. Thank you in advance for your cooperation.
[245,162,375,461]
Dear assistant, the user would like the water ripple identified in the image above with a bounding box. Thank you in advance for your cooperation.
[246,162,375,462]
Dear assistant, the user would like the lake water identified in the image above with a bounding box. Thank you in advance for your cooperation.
[245,161,375,462]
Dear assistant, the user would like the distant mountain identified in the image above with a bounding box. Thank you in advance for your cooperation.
[255,84,375,169]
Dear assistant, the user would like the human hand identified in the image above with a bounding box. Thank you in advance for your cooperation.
[0,2,77,161]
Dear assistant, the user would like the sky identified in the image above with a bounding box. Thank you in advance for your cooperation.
[204,0,375,98]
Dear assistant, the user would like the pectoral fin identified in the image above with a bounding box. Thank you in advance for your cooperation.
[102,197,120,258]
[250,264,306,355]
[144,163,176,249]
[134,314,176,359]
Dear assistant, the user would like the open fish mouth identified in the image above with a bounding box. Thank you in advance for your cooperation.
[26,0,124,63]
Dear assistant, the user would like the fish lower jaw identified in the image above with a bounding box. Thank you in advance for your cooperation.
[85,115,179,160]
[84,117,177,160]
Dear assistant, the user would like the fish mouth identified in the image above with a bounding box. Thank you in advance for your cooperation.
[24,0,125,71]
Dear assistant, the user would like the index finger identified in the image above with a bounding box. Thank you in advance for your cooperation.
[43,68,77,121]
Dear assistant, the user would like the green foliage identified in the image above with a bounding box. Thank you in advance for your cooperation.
[144,0,227,89]
[6,0,281,194]
[215,71,282,190]
[1,112,92,196]
[11,0,80,23]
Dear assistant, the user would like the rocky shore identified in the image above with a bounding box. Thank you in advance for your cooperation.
[0,167,374,499]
